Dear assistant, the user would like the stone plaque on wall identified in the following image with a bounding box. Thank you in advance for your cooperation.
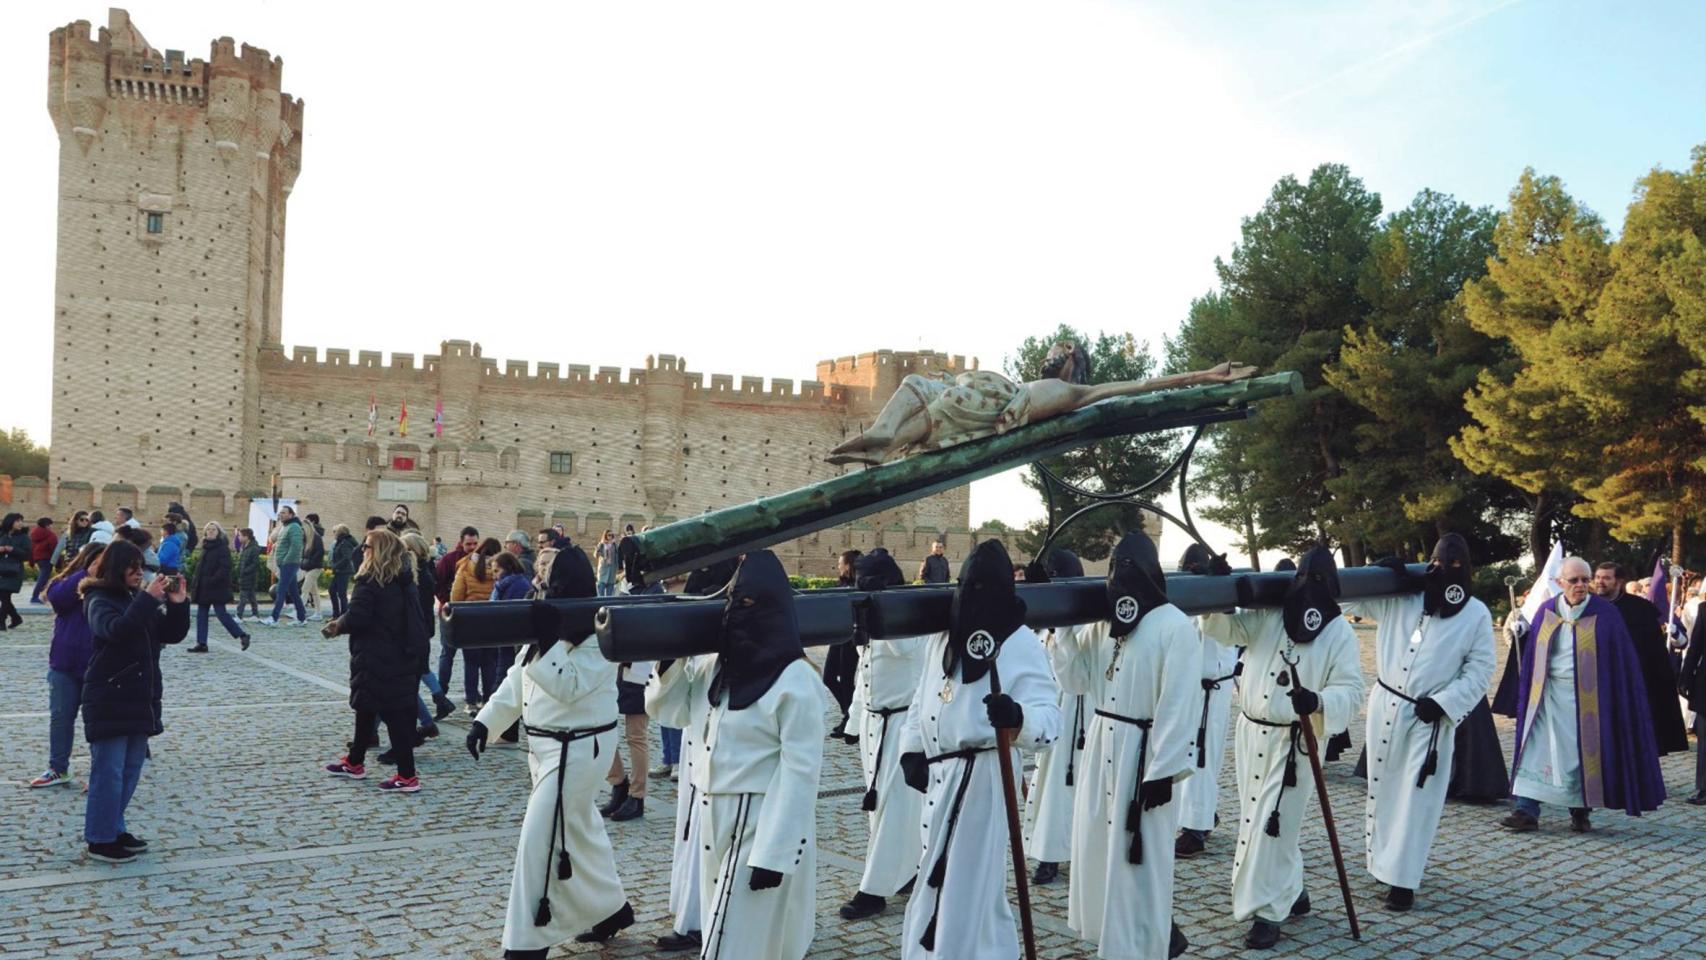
[378,479,429,503]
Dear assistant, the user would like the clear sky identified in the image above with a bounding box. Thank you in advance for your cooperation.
[4,1,1702,559]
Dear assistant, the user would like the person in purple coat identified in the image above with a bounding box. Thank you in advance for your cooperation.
[30,543,108,788]
[1500,556,1666,833]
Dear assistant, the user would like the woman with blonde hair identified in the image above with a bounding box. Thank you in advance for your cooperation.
[188,521,250,653]
[323,530,431,792]
[452,537,505,713]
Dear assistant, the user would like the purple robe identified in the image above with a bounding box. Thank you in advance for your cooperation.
[1510,594,1665,815]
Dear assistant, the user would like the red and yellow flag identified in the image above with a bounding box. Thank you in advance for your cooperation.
[399,399,410,437]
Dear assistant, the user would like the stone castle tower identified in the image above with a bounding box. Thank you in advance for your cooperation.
[47,9,302,497]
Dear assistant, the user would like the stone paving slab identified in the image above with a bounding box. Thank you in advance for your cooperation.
[0,615,1700,958]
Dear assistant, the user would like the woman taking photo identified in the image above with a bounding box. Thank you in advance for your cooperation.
[323,530,431,793]
[29,542,106,789]
[79,538,191,862]
[188,522,251,653]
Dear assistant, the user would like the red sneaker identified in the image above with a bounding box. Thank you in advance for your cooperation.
[325,757,366,779]
[378,774,420,793]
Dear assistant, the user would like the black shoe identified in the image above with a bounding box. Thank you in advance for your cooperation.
[1570,808,1592,832]
[116,832,149,853]
[1169,921,1189,959]
[503,950,548,960]
[1175,829,1206,858]
[1245,920,1281,949]
[1500,810,1539,831]
[600,779,630,818]
[376,748,399,765]
[1386,885,1414,911]
[1686,792,1706,806]
[896,876,916,897]
[1031,861,1059,885]
[575,901,635,943]
[656,930,702,952]
[1290,891,1310,917]
[433,694,456,721]
[609,796,644,821]
[415,726,438,747]
[189,645,209,653]
[239,634,251,651]
[87,841,136,864]
[839,891,887,920]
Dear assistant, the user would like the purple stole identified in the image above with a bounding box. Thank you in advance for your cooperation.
[1515,609,1603,809]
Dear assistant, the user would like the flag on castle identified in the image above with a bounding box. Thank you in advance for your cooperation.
[433,397,444,438]
[366,396,378,438]
[399,399,410,438]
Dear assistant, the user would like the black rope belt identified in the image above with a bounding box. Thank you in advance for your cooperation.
[920,746,991,951]
[1377,678,1444,789]
[1066,694,1086,787]
[1197,662,1243,768]
[1240,712,1302,838]
[1095,709,1155,864]
[522,719,620,927]
[861,704,909,812]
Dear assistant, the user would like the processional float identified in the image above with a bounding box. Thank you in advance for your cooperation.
[443,366,1388,949]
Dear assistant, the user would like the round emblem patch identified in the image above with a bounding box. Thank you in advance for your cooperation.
[1114,596,1139,624]
[966,630,997,661]
[1302,608,1323,632]
[1444,584,1466,605]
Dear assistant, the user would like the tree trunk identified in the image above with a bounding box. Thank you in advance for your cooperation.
[1529,490,1552,570]
[1244,511,1261,571]
[1587,520,1605,562]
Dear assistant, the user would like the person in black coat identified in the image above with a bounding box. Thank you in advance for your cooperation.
[1599,563,1691,755]
[1678,613,1706,804]
[823,550,862,742]
[323,530,431,792]
[188,522,251,653]
[79,539,191,862]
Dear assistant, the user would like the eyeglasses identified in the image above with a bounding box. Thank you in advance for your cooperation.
[1560,576,1591,585]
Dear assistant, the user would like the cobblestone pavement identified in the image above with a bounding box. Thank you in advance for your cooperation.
[2,610,1701,959]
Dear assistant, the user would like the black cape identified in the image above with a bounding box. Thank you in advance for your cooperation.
[1613,593,1690,754]
[1352,699,1510,803]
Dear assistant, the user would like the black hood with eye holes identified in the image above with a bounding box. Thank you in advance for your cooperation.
[1424,533,1474,619]
[855,548,907,591]
[708,551,804,710]
[1178,542,1214,574]
[946,539,1027,684]
[1283,546,1341,644]
[1107,531,1167,638]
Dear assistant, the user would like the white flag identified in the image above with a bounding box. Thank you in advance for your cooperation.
[1519,540,1565,625]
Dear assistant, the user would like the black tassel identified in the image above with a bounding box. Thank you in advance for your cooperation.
[1264,809,1281,837]
[1064,767,1074,788]
[557,850,573,880]
[1076,729,1086,750]
[927,850,948,888]
[1126,800,1142,832]
[1283,756,1298,789]
[861,787,878,812]
[920,913,939,951]
[1416,751,1437,789]
[534,897,552,927]
[1126,830,1144,865]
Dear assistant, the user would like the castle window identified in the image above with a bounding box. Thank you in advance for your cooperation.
[146,212,164,234]
[549,452,573,474]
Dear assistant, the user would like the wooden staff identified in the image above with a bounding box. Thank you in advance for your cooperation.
[984,657,1037,960]
[1284,651,1360,941]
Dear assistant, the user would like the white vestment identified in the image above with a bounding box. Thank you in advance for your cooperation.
[1179,622,1239,833]
[645,654,717,936]
[1512,596,1588,807]
[1024,625,1087,863]
[1343,594,1494,889]
[698,659,827,960]
[900,626,1062,960]
[854,632,930,896]
[474,637,627,952]
[1060,610,1201,960]
[1201,609,1364,923]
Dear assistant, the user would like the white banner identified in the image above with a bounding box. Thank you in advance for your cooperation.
[247,498,298,548]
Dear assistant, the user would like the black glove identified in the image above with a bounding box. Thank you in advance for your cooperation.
[1209,553,1233,576]
[749,867,783,891]
[1023,560,1050,584]
[656,659,675,676]
[1288,685,1320,717]
[466,720,488,760]
[1139,777,1173,810]
[1324,729,1351,761]
[984,692,1023,730]
[900,751,929,793]
[1234,575,1255,607]
[1413,697,1445,724]
[1373,556,1408,575]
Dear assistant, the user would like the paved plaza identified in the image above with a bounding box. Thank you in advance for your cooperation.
[1,610,1701,959]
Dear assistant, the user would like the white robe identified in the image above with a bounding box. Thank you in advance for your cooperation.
[1512,596,1588,807]
[854,632,931,896]
[645,654,717,936]
[1343,595,1494,889]
[1024,625,1087,863]
[1201,609,1364,924]
[1179,623,1239,833]
[900,626,1062,960]
[474,637,627,952]
[698,659,827,960]
[1060,610,1201,960]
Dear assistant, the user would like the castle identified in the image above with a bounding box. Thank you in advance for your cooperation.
[18,9,998,575]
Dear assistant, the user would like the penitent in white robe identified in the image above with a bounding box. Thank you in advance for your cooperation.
[853,632,931,896]
[698,659,827,960]
[900,627,1062,960]
[645,653,717,937]
[1025,625,1088,863]
[1060,610,1201,960]
[474,637,627,953]
[1343,594,1494,890]
[1179,624,1239,834]
[1512,596,1588,807]
[1201,609,1364,924]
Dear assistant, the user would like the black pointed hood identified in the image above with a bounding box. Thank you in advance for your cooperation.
[855,548,906,591]
[1283,546,1341,644]
[1423,534,1474,619]
[684,557,739,597]
[1178,542,1214,574]
[1107,531,1168,637]
[946,539,1027,684]
[1274,558,1296,573]
[1045,548,1084,579]
[529,546,597,656]
[709,550,803,710]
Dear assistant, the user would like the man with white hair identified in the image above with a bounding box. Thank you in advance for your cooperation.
[1502,556,1666,833]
